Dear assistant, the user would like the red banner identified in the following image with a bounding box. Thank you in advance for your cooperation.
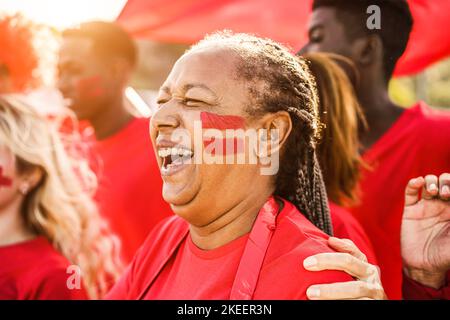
[117,0,450,76]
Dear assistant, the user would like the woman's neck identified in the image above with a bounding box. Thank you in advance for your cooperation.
[189,190,273,250]
[0,196,34,246]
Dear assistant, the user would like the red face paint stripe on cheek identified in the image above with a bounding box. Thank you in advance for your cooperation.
[76,75,104,98]
[200,112,245,130]
[0,166,12,187]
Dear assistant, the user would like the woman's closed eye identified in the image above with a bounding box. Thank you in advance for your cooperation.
[156,96,170,105]
[181,98,206,107]
[156,97,211,107]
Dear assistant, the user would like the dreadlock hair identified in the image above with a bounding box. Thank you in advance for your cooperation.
[188,31,333,235]
[304,52,367,206]
[312,0,413,81]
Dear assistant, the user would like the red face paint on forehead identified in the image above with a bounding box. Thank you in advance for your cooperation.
[200,112,245,130]
[0,166,12,187]
[76,75,104,98]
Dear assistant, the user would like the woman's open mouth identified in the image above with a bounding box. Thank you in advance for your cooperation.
[158,146,194,176]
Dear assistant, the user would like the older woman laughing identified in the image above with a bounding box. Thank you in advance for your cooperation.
[106,32,353,300]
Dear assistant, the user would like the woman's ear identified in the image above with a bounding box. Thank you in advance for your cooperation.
[18,167,44,195]
[256,111,292,157]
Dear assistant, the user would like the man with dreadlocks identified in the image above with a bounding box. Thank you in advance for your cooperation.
[105,32,354,299]
[299,0,450,299]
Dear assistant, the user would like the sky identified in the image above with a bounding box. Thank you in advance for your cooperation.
[0,0,127,29]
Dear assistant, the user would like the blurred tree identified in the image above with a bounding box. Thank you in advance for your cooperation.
[389,77,416,108]
[131,40,188,90]
[390,57,450,109]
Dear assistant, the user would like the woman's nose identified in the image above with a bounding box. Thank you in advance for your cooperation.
[151,104,181,132]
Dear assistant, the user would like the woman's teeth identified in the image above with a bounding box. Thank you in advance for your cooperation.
[158,147,193,158]
[158,147,193,169]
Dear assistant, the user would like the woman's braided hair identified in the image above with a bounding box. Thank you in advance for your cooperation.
[189,31,333,235]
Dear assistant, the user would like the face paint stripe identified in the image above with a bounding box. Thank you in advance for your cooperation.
[0,166,12,187]
[200,111,245,130]
[76,75,104,98]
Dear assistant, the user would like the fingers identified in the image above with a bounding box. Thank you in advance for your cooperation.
[306,281,385,300]
[405,177,425,206]
[327,237,368,262]
[412,174,450,202]
[423,175,439,200]
[439,173,450,200]
[303,252,372,279]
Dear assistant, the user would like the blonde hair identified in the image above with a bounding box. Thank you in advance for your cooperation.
[0,94,123,298]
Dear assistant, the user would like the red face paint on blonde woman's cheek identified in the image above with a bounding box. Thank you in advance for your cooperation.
[200,112,246,156]
[76,75,104,98]
[0,166,12,187]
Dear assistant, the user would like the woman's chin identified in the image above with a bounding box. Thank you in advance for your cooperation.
[162,183,198,208]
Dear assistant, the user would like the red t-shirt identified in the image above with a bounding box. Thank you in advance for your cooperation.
[85,116,379,272]
[105,198,353,300]
[148,233,250,299]
[347,102,450,299]
[0,237,87,300]
[403,272,450,300]
[330,202,377,265]
[89,117,173,263]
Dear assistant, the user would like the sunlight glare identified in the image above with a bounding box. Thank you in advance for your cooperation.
[0,0,127,29]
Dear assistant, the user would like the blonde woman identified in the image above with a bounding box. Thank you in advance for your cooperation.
[0,95,122,299]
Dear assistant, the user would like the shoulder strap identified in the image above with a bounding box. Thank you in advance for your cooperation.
[230,196,280,300]
[133,197,280,300]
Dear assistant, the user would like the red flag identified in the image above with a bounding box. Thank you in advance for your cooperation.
[117,0,450,76]
[117,0,312,48]
[395,0,450,76]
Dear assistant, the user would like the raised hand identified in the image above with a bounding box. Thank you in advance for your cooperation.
[401,174,450,289]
